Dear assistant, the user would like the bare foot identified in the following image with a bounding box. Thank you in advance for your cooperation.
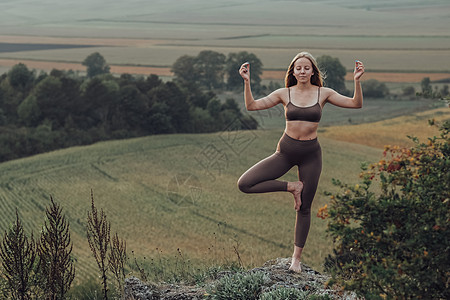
[288,181,303,211]
[289,257,302,273]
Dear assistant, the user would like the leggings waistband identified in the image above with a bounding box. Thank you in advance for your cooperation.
[282,132,318,143]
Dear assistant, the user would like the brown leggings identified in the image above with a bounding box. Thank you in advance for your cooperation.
[237,132,322,248]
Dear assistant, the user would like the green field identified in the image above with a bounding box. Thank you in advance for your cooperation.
[0,126,381,281]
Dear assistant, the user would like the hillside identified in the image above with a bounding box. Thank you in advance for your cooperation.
[0,128,380,282]
[1,106,448,283]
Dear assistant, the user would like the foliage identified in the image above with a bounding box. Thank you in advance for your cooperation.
[259,287,309,300]
[206,271,266,300]
[361,79,390,98]
[108,233,127,295]
[37,196,75,299]
[420,77,432,98]
[0,210,36,300]
[0,54,256,163]
[317,55,348,95]
[8,63,34,91]
[401,85,415,98]
[86,190,111,300]
[226,51,263,92]
[320,120,450,299]
[172,50,262,92]
[82,52,110,78]
[86,190,127,299]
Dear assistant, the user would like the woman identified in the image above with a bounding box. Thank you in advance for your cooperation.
[237,51,364,272]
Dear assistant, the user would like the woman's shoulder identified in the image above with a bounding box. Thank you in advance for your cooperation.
[319,86,338,97]
[272,87,290,104]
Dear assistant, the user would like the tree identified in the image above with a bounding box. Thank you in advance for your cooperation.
[226,51,263,92]
[0,210,36,300]
[8,63,34,90]
[196,50,226,89]
[317,55,349,95]
[172,51,226,90]
[440,84,449,97]
[37,197,75,299]
[82,52,110,78]
[420,77,432,98]
[402,85,415,97]
[171,55,199,87]
[320,120,449,299]
[361,79,389,98]
[117,85,149,130]
[34,76,69,128]
[17,95,41,126]
[147,82,191,132]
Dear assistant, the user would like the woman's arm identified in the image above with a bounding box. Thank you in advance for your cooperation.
[240,62,283,111]
[325,60,365,109]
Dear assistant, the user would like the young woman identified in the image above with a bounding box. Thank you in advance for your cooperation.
[237,51,364,272]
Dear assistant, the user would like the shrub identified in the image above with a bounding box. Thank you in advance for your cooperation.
[259,287,309,300]
[0,210,36,300]
[361,79,389,98]
[87,190,111,300]
[206,271,266,300]
[37,197,75,298]
[320,120,449,299]
[86,190,127,300]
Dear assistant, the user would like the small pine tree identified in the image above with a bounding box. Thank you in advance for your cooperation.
[0,210,36,300]
[37,196,75,299]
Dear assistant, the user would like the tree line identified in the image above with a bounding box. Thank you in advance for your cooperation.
[0,51,261,163]
[2,50,440,163]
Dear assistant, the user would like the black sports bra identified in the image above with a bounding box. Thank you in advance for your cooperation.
[285,87,322,123]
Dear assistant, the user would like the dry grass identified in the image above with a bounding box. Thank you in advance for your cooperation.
[320,107,449,149]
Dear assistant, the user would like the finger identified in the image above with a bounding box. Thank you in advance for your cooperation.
[355,60,364,71]
[241,62,250,70]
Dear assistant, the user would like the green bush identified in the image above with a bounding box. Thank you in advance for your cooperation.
[319,120,449,299]
[259,287,308,300]
[206,271,266,300]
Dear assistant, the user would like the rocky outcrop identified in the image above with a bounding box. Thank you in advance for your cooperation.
[123,257,358,299]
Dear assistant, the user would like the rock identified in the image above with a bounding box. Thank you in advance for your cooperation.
[124,276,160,300]
[123,258,359,299]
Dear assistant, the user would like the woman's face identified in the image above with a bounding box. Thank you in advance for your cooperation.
[293,57,314,84]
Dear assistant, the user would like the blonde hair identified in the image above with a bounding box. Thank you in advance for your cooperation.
[285,52,324,88]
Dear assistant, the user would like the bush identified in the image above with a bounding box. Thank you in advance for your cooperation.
[319,120,449,299]
[206,271,266,300]
[259,287,309,300]
[361,79,389,98]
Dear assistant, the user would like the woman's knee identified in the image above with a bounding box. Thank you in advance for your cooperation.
[298,206,311,216]
[237,176,251,193]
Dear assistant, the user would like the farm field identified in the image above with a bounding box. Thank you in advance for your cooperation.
[0,0,449,78]
[0,105,448,282]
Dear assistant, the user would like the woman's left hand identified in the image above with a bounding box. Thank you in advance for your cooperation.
[354,60,365,80]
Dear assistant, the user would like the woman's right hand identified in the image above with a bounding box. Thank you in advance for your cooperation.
[239,62,250,81]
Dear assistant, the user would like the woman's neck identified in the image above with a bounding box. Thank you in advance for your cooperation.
[295,82,314,91]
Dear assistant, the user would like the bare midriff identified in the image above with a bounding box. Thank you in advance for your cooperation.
[285,120,319,140]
